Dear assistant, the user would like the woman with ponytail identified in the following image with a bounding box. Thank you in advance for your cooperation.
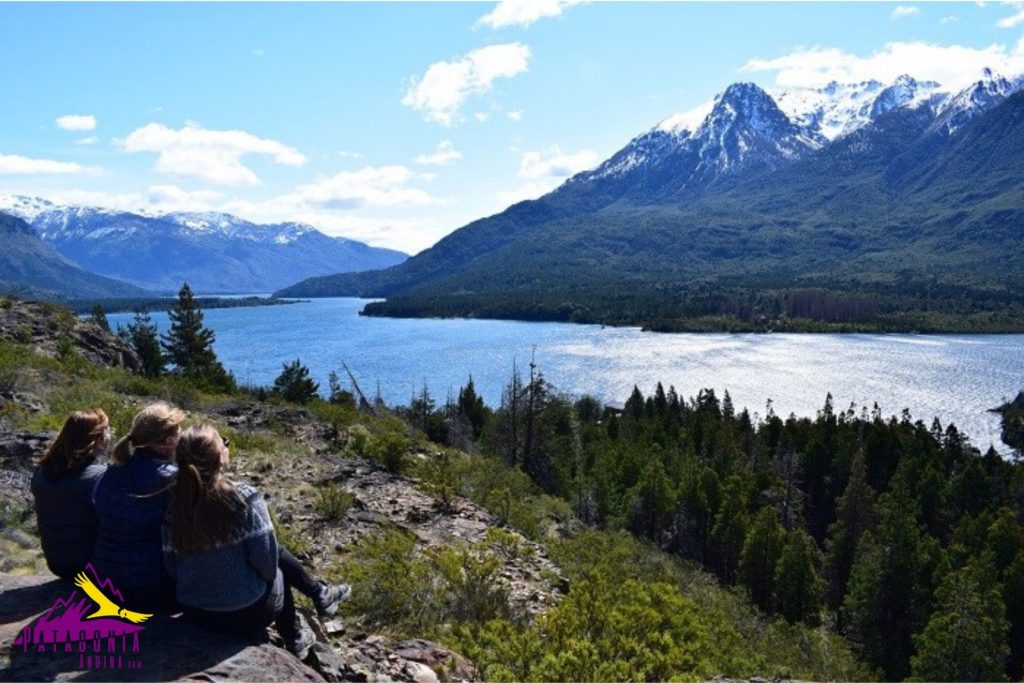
[31,409,111,578]
[162,424,350,658]
[91,401,184,613]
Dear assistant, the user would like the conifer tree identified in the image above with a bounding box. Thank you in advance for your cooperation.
[823,450,876,613]
[628,457,675,540]
[273,359,319,404]
[457,376,489,438]
[161,283,233,391]
[739,506,785,612]
[843,495,934,679]
[774,529,823,624]
[910,559,1009,682]
[127,308,164,378]
[709,474,748,584]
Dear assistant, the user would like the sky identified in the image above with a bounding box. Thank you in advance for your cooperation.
[3,0,1024,255]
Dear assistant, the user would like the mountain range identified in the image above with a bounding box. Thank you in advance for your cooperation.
[0,196,407,294]
[276,69,1024,330]
[0,213,149,300]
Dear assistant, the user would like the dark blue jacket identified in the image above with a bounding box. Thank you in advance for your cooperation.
[91,448,177,589]
[31,461,106,579]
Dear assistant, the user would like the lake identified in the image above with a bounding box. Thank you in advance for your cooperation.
[108,297,1024,452]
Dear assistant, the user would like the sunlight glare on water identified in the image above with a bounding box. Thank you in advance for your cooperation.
[108,298,1024,453]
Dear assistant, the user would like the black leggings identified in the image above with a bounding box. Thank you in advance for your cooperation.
[182,547,320,642]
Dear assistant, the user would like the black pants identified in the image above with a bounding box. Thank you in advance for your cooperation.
[182,547,321,642]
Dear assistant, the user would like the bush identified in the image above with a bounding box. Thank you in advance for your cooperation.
[337,529,513,638]
[365,431,411,474]
[419,449,465,512]
[315,484,356,521]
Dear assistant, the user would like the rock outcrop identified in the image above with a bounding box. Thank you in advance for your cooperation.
[0,300,141,373]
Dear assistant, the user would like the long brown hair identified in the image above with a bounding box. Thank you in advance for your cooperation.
[167,424,245,555]
[38,409,109,478]
[111,402,185,464]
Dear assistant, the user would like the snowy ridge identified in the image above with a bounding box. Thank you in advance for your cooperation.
[575,68,1023,187]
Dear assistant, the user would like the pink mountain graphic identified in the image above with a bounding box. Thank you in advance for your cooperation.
[14,563,145,645]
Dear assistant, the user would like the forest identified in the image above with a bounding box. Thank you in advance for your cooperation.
[392,364,1024,681]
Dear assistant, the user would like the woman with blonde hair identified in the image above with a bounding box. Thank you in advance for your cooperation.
[91,401,184,612]
[31,408,111,578]
[162,424,350,658]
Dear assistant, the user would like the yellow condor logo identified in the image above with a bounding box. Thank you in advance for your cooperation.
[73,572,153,625]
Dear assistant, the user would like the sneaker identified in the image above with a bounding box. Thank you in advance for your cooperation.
[314,582,352,616]
[286,624,316,660]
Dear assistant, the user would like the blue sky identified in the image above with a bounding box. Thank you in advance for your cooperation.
[2,1,1023,254]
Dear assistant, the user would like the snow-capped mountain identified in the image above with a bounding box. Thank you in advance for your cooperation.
[931,68,1022,134]
[566,68,1021,204]
[570,82,823,198]
[0,197,407,293]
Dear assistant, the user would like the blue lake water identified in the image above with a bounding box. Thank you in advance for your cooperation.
[108,298,1024,452]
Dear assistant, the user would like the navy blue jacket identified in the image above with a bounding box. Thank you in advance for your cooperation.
[31,461,106,579]
[91,448,177,589]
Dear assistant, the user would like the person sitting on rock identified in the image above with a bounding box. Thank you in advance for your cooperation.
[162,423,350,659]
[92,401,183,613]
[31,408,111,579]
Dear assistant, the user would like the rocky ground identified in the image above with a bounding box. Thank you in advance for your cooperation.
[0,301,566,681]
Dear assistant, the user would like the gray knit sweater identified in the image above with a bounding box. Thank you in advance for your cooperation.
[161,483,284,612]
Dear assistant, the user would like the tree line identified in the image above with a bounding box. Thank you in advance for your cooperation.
[402,369,1024,681]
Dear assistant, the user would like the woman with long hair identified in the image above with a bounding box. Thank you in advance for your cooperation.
[31,408,111,578]
[91,401,184,613]
[162,424,350,658]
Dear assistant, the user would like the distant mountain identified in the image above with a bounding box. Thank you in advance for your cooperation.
[272,71,1024,329]
[0,197,407,293]
[0,213,148,300]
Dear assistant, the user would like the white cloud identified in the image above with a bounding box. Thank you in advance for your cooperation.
[74,136,98,146]
[147,185,223,212]
[517,145,599,180]
[891,6,919,20]
[475,112,490,123]
[338,148,363,160]
[55,114,97,131]
[497,145,599,209]
[741,41,1024,91]
[476,0,584,29]
[998,6,1024,27]
[0,153,96,175]
[119,122,306,186]
[415,140,462,166]
[402,43,531,126]
[507,109,524,122]
[940,15,960,24]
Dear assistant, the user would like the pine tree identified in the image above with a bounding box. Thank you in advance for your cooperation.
[273,359,319,404]
[774,529,823,624]
[823,450,876,613]
[910,559,1010,682]
[88,304,110,332]
[739,506,785,612]
[709,474,748,584]
[161,283,233,391]
[843,495,933,679]
[628,457,675,541]
[457,376,489,438]
[126,308,164,378]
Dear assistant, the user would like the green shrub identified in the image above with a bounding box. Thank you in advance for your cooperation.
[418,449,464,512]
[365,431,411,474]
[315,484,356,521]
[337,529,513,638]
